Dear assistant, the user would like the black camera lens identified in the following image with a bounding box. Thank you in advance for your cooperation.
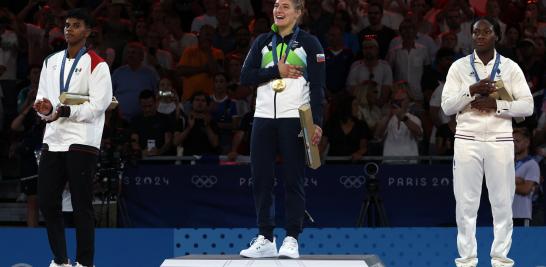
[364,162,379,177]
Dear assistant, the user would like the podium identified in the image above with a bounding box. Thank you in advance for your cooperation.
[161,255,385,267]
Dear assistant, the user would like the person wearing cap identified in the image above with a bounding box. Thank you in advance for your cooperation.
[441,16,533,267]
[347,35,392,104]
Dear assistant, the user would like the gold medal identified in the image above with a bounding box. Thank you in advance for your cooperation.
[271,79,286,92]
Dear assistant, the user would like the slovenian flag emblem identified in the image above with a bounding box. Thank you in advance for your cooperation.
[316,54,325,63]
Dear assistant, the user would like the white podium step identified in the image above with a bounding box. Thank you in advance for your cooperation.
[161,255,384,267]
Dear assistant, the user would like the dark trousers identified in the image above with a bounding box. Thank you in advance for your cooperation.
[38,144,98,266]
[0,80,17,130]
[250,118,305,238]
[513,218,530,227]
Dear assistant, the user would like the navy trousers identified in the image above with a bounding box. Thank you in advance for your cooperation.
[250,117,306,238]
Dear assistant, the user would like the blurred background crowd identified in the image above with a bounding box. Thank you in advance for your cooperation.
[0,0,545,224]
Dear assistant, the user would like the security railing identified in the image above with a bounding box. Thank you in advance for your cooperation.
[140,155,454,164]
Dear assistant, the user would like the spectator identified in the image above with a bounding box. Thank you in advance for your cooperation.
[87,25,115,68]
[101,105,130,164]
[321,94,370,162]
[17,65,41,114]
[375,1,404,31]
[408,0,434,36]
[438,31,465,59]
[248,13,271,41]
[347,36,392,104]
[520,0,546,38]
[534,36,546,61]
[324,25,353,95]
[147,3,169,38]
[427,49,456,155]
[513,128,541,227]
[375,87,423,163]
[422,47,456,102]
[143,30,174,73]
[353,81,383,132]
[301,0,332,47]
[112,42,159,121]
[228,26,251,59]
[157,75,185,126]
[330,10,359,55]
[225,55,251,115]
[210,72,238,154]
[497,24,521,61]
[9,80,43,227]
[130,90,174,157]
[0,9,19,130]
[15,2,63,66]
[434,115,456,156]
[227,92,256,161]
[485,0,506,38]
[93,0,134,60]
[132,18,148,44]
[226,54,243,86]
[212,6,237,54]
[177,25,224,101]
[163,14,198,61]
[174,91,219,155]
[516,38,543,95]
[225,0,255,29]
[191,0,219,33]
[388,20,438,60]
[358,3,396,59]
[387,19,431,102]
[437,8,472,55]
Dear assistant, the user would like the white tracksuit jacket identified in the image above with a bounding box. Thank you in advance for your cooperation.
[441,50,533,267]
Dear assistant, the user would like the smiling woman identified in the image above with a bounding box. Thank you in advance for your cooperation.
[238,0,326,260]
[273,0,304,36]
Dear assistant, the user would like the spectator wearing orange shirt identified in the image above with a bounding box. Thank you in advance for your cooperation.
[177,25,224,101]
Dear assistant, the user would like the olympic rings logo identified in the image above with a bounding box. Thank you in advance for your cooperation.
[191,175,218,188]
[339,176,366,188]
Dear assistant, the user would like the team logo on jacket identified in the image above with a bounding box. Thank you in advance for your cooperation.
[75,67,82,73]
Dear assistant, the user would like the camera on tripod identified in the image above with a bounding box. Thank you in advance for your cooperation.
[95,127,132,201]
[96,148,124,201]
[363,162,379,194]
[357,162,388,227]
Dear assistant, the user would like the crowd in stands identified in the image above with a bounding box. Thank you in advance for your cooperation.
[0,0,545,172]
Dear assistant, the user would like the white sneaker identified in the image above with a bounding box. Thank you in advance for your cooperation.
[491,258,514,267]
[239,235,278,258]
[48,260,71,267]
[75,262,96,267]
[278,236,300,259]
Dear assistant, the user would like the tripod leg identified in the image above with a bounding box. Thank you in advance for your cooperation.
[373,196,389,227]
[357,199,371,227]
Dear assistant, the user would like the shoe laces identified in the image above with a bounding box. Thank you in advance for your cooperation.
[282,237,298,250]
[249,235,269,248]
